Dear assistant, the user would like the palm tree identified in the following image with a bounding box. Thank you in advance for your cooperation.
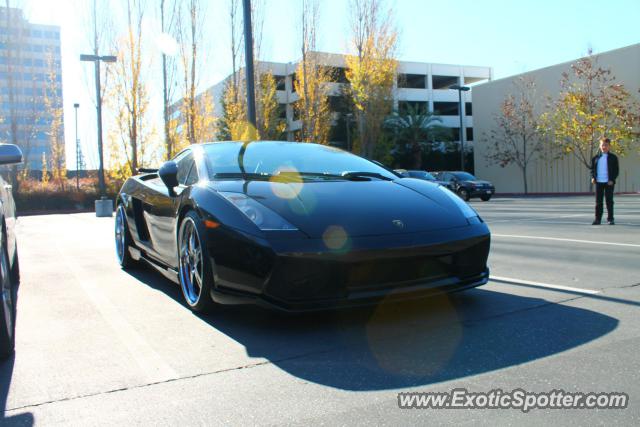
[385,104,451,169]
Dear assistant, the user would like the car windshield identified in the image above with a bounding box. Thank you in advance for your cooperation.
[409,171,436,180]
[452,172,477,181]
[202,141,398,180]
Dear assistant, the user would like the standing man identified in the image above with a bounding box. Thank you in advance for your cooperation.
[591,137,619,225]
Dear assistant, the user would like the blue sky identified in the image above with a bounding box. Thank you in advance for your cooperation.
[19,0,640,168]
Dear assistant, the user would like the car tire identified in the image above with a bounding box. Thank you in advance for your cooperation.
[178,211,214,313]
[115,204,138,269]
[0,233,16,359]
[458,188,471,201]
[480,195,492,202]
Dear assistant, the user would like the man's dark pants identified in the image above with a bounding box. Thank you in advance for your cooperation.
[595,182,614,222]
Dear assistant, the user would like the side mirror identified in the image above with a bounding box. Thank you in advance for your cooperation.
[0,144,23,165]
[159,161,179,196]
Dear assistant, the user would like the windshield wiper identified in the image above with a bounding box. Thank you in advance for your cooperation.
[275,171,343,180]
[213,172,273,180]
[341,171,394,181]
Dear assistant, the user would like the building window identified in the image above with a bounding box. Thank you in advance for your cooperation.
[432,75,458,90]
[465,102,472,116]
[320,66,348,84]
[466,128,473,141]
[328,95,349,113]
[277,103,287,120]
[398,101,427,115]
[291,73,297,93]
[274,75,286,91]
[451,127,460,141]
[397,73,425,89]
[433,102,458,116]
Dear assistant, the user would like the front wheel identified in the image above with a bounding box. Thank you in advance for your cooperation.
[458,188,471,201]
[0,235,16,359]
[178,212,214,313]
[115,204,137,269]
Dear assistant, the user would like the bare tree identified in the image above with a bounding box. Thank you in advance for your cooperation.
[160,0,180,159]
[174,0,216,147]
[483,77,546,194]
[229,0,243,102]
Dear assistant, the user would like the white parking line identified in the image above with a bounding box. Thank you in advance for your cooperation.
[492,234,640,248]
[485,214,585,224]
[490,275,600,295]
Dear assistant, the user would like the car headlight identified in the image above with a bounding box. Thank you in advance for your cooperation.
[435,185,481,221]
[219,192,298,231]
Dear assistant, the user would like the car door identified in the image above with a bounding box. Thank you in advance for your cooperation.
[145,151,198,267]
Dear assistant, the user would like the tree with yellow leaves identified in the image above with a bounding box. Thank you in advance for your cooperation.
[108,0,156,178]
[541,50,639,169]
[345,0,398,158]
[294,0,332,145]
[257,71,286,140]
[43,52,65,191]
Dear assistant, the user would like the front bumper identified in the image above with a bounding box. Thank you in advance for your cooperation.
[470,187,495,197]
[206,224,491,312]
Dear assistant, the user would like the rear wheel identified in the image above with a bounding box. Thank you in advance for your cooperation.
[458,188,471,201]
[115,204,137,269]
[178,211,214,313]
[480,195,492,202]
[0,234,15,359]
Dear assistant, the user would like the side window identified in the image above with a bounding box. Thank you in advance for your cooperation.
[184,163,199,186]
[176,152,195,185]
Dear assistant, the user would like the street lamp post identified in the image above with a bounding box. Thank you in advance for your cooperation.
[80,53,116,216]
[242,0,256,132]
[74,103,80,191]
[345,113,353,152]
[449,84,470,171]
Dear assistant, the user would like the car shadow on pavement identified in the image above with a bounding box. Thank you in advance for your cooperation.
[127,266,618,392]
[1,354,35,425]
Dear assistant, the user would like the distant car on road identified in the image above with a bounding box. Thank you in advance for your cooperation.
[115,141,490,313]
[432,171,495,201]
[395,169,452,189]
[0,144,23,359]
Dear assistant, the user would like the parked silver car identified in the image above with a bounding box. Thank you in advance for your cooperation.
[0,144,23,359]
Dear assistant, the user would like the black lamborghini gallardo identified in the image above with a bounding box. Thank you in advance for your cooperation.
[115,141,490,312]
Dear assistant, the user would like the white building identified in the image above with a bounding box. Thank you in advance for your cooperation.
[196,52,492,149]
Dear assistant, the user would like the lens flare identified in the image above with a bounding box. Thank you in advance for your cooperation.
[366,294,462,378]
[269,167,303,200]
[322,225,349,251]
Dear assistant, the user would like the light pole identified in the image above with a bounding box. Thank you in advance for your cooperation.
[345,113,353,152]
[80,53,116,216]
[74,103,80,190]
[242,0,256,132]
[449,84,470,171]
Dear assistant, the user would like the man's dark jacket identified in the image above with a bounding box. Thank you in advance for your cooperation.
[591,152,619,184]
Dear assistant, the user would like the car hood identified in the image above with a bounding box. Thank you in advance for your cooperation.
[209,179,468,238]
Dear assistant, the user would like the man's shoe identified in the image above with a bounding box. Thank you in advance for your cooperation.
[592,220,601,225]
[608,220,615,225]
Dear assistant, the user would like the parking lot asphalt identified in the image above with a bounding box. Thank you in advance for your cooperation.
[1,195,639,426]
